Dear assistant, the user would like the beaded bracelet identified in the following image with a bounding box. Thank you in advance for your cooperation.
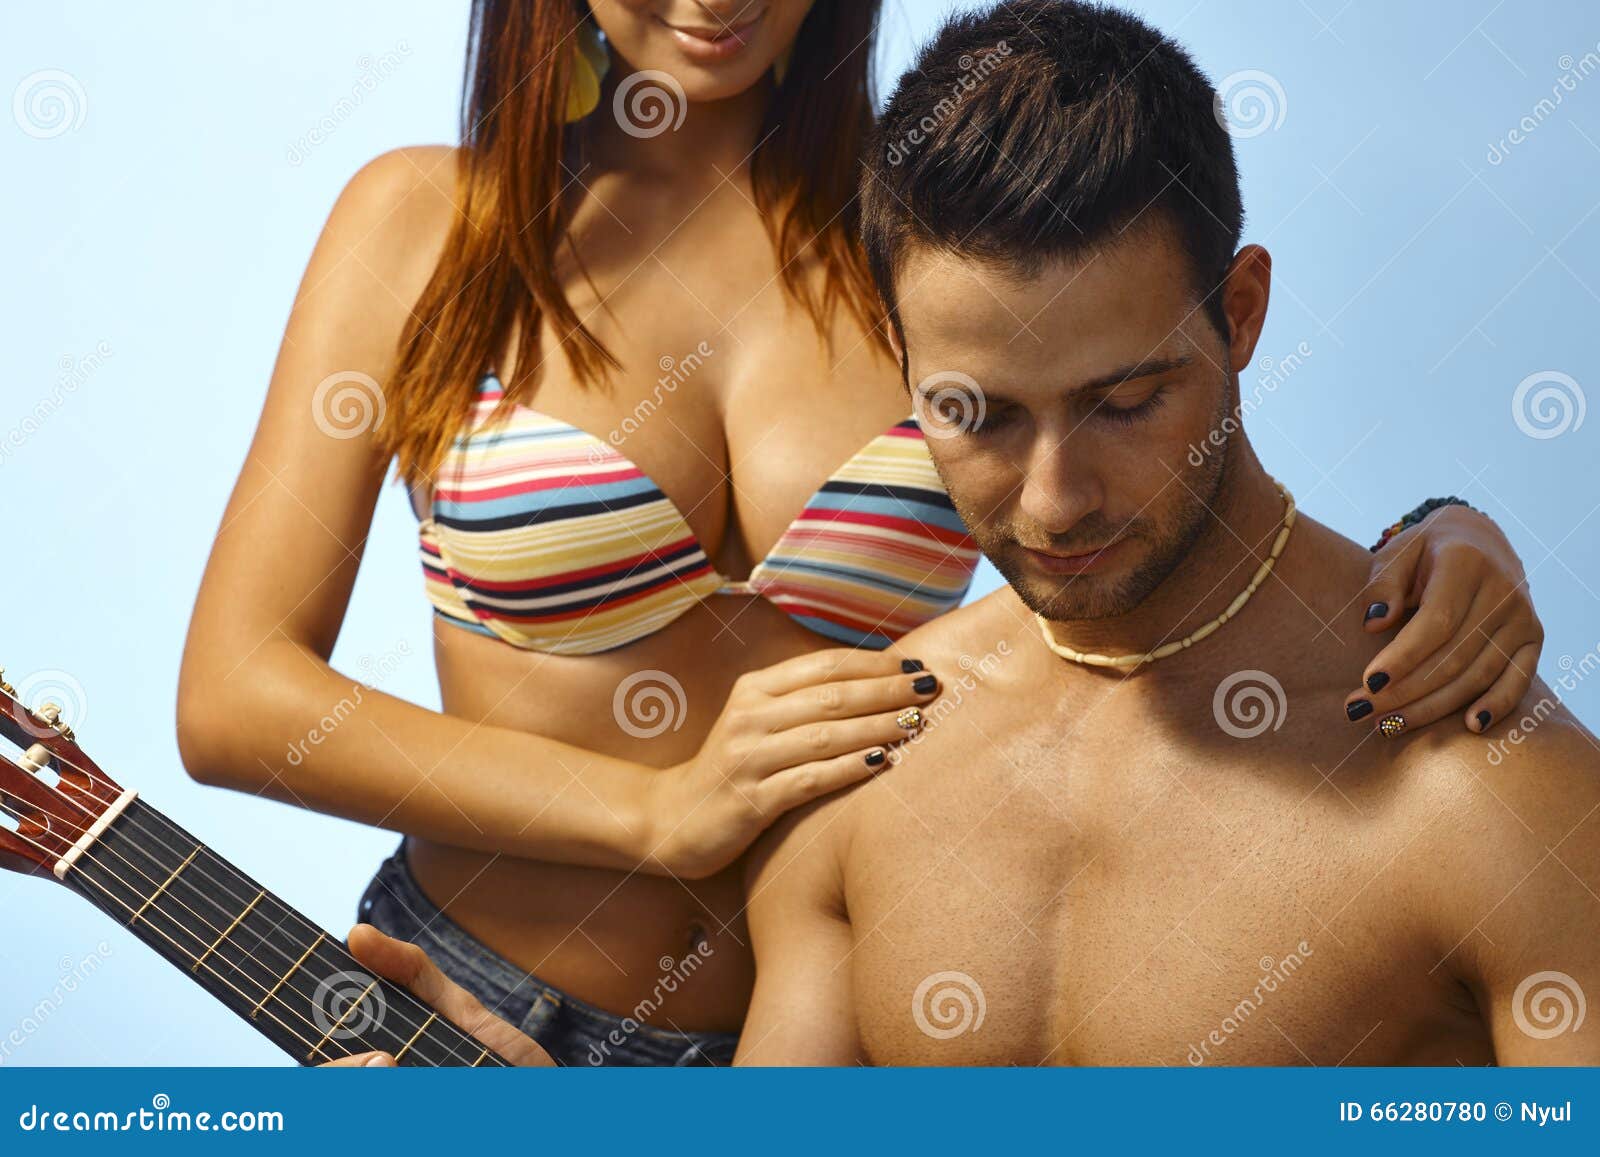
[1369,496,1480,553]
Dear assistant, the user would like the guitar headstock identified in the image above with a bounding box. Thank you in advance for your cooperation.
[0,668,123,880]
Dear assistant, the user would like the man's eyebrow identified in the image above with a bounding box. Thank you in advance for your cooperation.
[1072,354,1196,394]
[915,355,1203,404]
[908,353,1196,402]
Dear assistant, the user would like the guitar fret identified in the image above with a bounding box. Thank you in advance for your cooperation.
[306,980,378,1062]
[131,846,198,925]
[192,890,264,973]
[56,799,510,1067]
[252,930,325,1019]
[394,1011,438,1064]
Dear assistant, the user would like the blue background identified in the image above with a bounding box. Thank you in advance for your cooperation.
[1,1,1596,1065]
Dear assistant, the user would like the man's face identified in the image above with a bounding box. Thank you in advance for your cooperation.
[897,223,1254,622]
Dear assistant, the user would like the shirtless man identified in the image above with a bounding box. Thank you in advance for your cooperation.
[336,0,1599,1066]
[726,0,1600,1066]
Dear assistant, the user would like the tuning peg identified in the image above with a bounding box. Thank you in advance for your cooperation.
[33,701,74,743]
[0,669,13,697]
[17,745,51,773]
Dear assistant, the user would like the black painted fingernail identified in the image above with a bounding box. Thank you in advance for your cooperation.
[901,659,924,673]
[1346,699,1373,721]
[1475,709,1492,732]
[912,674,938,695]
[1366,671,1390,694]
[865,749,886,768]
[1364,602,1389,623]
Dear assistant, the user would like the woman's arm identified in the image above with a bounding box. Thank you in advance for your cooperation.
[177,149,932,877]
[1344,502,1544,736]
[176,147,653,867]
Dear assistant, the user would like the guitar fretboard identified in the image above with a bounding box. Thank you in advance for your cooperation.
[61,799,507,1067]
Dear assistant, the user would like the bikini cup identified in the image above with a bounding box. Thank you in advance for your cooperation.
[416,376,980,656]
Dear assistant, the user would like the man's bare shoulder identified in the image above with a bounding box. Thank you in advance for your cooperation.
[744,792,858,918]
[744,593,1025,909]
[896,587,1028,673]
[1391,680,1600,970]
[1399,681,1600,844]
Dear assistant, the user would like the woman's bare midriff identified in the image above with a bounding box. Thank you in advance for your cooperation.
[408,595,832,1033]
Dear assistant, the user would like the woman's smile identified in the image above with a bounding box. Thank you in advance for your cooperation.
[654,7,768,64]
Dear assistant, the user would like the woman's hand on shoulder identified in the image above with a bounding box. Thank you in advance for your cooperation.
[645,648,943,879]
[1345,503,1543,737]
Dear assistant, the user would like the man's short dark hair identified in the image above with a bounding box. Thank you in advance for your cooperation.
[861,0,1244,349]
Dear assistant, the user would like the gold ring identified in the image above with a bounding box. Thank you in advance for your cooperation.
[896,707,924,731]
[1378,713,1407,738]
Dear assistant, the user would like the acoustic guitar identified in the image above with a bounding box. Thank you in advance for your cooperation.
[0,671,506,1067]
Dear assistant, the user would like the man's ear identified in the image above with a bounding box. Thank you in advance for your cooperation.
[1220,244,1271,371]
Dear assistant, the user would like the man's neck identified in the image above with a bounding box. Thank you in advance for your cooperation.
[1038,450,1291,663]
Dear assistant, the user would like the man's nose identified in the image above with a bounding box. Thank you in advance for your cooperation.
[1018,430,1102,536]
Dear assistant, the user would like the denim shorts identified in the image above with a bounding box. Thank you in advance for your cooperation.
[356,845,740,1067]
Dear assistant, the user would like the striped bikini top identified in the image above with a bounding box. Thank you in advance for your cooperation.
[415,375,981,656]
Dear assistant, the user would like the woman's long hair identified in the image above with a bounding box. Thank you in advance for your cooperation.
[380,0,885,485]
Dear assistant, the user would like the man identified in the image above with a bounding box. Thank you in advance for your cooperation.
[339,0,1597,1066]
[727,0,1597,1066]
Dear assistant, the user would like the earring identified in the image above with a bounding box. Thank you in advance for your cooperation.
[565,20,612,123]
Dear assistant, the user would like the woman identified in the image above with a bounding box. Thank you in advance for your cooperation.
[179,0,1543,1067]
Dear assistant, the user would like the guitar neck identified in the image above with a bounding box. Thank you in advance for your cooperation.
[60,798,507,1068]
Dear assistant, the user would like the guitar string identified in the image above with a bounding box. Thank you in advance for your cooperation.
[0,799,361,1063]
[0,789,495,1068]
[0,794,502,1067]
[0,723,498,1066]
[0,793,499,1067]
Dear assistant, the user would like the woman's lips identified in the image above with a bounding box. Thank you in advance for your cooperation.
[659,10,767,63]
[1023,538,1128,575]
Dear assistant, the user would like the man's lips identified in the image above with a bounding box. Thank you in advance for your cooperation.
[1022,538,1129,575]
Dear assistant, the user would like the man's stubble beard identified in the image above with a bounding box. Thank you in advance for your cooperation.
[941,378,1238,623]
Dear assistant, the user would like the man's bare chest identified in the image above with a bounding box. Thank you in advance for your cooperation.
[840,717,1490,1066]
